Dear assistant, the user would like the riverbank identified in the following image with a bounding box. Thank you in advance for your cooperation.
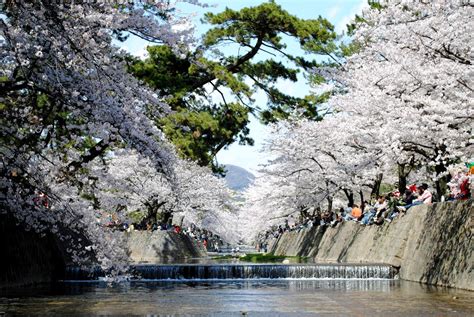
[126,230,206,263]
[269,200,473,290]
[0,217,206,288]
[0,214,65,288]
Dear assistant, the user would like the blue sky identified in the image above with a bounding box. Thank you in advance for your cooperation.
[124,0,367,173]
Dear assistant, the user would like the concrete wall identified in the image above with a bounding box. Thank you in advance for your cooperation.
[0,213,205,288]
[126,231,206,263]
[270,201,473,290]
[0,214,66,288]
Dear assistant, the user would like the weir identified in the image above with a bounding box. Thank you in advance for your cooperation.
[64,264,398,281]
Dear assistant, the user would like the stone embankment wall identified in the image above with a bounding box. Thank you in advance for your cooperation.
[270,201,473,290]
[0,214,66,288]
[0,213,205,288]
[126,231,206,263]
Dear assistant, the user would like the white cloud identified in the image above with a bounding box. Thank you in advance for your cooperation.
[327,5,342,20]
[335,0,368,33]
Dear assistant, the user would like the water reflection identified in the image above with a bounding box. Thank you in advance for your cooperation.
[1,280,472,316]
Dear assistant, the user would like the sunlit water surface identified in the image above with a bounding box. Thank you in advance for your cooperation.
[1,280,473,316]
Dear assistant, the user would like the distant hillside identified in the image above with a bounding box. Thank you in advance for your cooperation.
[224,164,255,191]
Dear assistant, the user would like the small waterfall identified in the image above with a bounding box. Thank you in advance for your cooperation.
[64,264,397,281]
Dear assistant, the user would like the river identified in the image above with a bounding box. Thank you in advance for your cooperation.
[1,279,473,316]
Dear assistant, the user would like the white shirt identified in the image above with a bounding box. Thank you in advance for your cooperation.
[416,190,432,204]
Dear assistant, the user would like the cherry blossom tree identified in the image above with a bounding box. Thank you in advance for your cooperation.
[240,0,473,237]
[172,159,238,242]
[87,149,238,242]
[329,0,474,196]
[237,116,380,240]
[0,1,201,271]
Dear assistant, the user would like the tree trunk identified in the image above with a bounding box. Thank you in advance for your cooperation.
[433,145,449,201]
[143,200,166,225]
[163,211,173,226]
[299,206,309,219]
[370,173,383,198]
[434,164,448,201]
[343,189,354,207]
[359,190,365,211]
[327,196,333,212]
[398,164,408,193]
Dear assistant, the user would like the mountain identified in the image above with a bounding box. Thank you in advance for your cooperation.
[224,164,255,191]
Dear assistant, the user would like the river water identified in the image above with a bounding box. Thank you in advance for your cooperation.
[1,279,473,316]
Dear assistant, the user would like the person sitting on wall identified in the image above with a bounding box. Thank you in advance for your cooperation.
[386,189,415,222]
[342,204,352,218]
[361,200,370,212]
[288,215,296,230]
[320,210,332,226]
[457,177,471,200]
[447,167,471,201]
[407,183,417,194]
[361,196,388,225]
[396,183,432,212]
[344,204,362,221]
[467,161,474,197]
[329,210,343,227]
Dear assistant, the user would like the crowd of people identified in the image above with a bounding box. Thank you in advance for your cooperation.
[260,164,473,244]
[30,190,226,251]
[182,224,224,252]
[96,213,224,252]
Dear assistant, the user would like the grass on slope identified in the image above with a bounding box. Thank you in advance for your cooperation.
[239,253,308,263]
